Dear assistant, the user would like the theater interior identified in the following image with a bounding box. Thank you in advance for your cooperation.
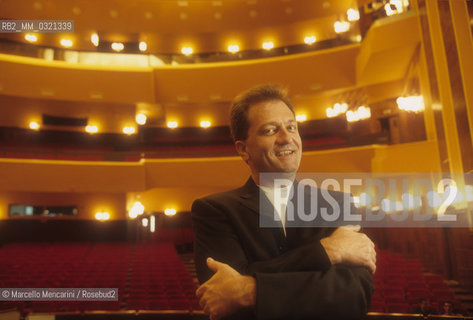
[0,0,473,319]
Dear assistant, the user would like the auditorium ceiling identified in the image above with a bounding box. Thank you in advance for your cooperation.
[0,0,421,130]
[0,0,355,52]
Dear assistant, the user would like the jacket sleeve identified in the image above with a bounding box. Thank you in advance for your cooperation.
[192,198,330,281]
[191,197,373,320]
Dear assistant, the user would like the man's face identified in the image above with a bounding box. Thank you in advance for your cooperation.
[236,99,302,177]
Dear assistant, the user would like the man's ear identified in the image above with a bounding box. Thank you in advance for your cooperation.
[235,140,249,163]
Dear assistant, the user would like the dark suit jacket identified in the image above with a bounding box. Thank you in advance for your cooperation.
[191,177,373,320]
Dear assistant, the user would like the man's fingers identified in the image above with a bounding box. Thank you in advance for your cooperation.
[196,284,205,298]
[203,303,211,316]
[207,257,225,273]
[369,261,376,274]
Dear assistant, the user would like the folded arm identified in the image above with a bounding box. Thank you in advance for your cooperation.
[192,197,374,320]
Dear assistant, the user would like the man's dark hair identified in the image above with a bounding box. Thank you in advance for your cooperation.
[229,84,295,142]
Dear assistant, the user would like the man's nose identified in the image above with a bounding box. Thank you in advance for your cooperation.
[276,127,292,144]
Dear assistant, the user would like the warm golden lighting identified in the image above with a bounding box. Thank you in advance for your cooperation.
[326,108,336,118]
[29,121,40,130]
[95,211,110,221]
[200,120,211,128]
[227,44,240,53]
[304,36,316,45]
[262,41,274,50]
[150,215,156,232]
[25,34,37,43]
[346,106,371,122]
[390,0,404,12]
[91,33,99,47]
[129,201,144,219]
[164,208,177,216]
[181,46,194,55]
[167,121,178,128]
[142,218,149,227]
[334,103,348,114]
[397,96,425,112]
[85,125,98,133]
[135,113,147,125]
[139,41,147,52]
[60,39,73,48]
[111,42,124,52]
[334,21,350,33]
[347,8,360,21]
[326,103,348,118]
[296,114,307,122]
[122,126,136,135]
[385,3,396,16]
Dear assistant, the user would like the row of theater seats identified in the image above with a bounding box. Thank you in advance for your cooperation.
[370,250,465,315]
[0,242,201,313]
[0,138,357,161]
[0,242,465,315]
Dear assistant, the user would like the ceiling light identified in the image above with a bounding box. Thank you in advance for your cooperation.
[135,113,147,125]
[85,125,98,133]
[296,114,307,122]
[385,3,396,16]
[200,120,211,128]
[29,121,40,130]
[129,201,144,218]
[122,126,136,135]
[357,106,371,120]
[333,103,348,114]
[150,215,155,232]
[60,39,73,48]
[304,36,316,45]
[397,96,424,112]
[228,44,240,53]
[181,46,193,55]
[91,33,99,47]
[25,34,37,42]
[262,41,274,50]
[95,211,110,221]
[390,0,404,12]
[164,208,177,216]
[139,41,147,52]
[334,21,350,33]
[111,42,124,52]
[346,106,371,122]
[326,108,336,118]
[346,110,357,122]
[347,8,360,21]
[167,121,178,128]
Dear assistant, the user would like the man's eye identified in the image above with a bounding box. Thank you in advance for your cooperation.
[263,128,276,135]
[287,125,297,131]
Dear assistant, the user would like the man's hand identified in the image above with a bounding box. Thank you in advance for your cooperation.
[320,225,376,273]
[196,257,256,320]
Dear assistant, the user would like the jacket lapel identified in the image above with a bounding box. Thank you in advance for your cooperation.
[237,177,287,241]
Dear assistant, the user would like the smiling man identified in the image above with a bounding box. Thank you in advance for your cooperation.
[192,84,375,320]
